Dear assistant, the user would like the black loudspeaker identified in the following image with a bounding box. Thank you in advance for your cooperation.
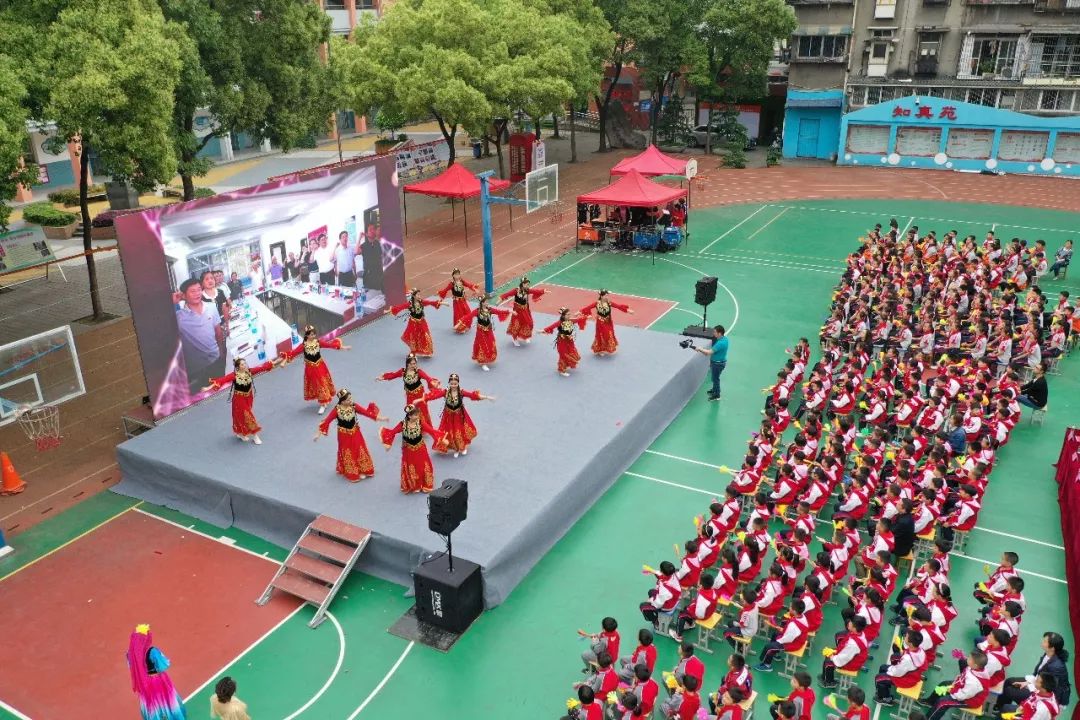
[694,276,718,306]
[427,479,468,535]
[413,553,484,633]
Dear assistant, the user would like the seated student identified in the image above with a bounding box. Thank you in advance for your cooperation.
[564,685,603,720]
[735,541,763,584]
[639,562,681,630]
[661,674,702,720]
[826,686,870,720]
[995,631,1071,712]
[770,699,798,720]
[981,576,1027,617]
[820,616,870,688]
[767,671,816,720]
[755,564,788,619]
[974,551,1020,606]
[940,484,981,542]
[711,687,747,720]
[908,607,946,671]
[617,629,657,683]
[667,642,706,695]
[707,487,744,537]
[972,628,1014,687]
[626,663,660,717]
[711,652,753,713]
[696,523,723,570]
[671,573,720,642]
[675,540,704,591]
[979,601,1024,652]
[611,692,646,720]
[724,587,761,649]
[581,616,620,673]
[576,651,619,702]
[1049,240,1072,278]
[873,629,928,706]
[1002,673,1063,720]
[917,650,992,720]
[754,599,810,672]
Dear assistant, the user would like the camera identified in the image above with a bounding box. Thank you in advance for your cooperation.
[679,338,695,349]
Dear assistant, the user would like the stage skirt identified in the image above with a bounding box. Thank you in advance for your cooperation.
[591,317,619,354]
[506,306,535,340]
[230,391,261,435]
[438,406,478,453]
[556,336,582,373]
[335,425,375,481]
[400,442,436,493]
[405,386,434,427]
[401,316,434,356]
[452,297,473,333]
[303,359,336,404]
[472,327,498,364]
[136,676,186,720]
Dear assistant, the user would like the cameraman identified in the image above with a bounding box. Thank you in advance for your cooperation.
[692,325,728,401]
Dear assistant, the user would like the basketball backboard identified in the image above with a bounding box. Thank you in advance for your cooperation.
[525,164,559,214]
[0,325,86,426]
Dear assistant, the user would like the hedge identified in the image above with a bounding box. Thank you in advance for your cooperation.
[23,202,78,227]
[47,185,105,205]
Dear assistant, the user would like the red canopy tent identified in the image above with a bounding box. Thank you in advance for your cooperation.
[576,168,687,207]
[609,144,688,177]
[402,163,511,244]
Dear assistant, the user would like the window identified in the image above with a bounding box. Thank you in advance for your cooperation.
[1032,35,1080,80]
[875,0,897,19]
[969,37,1018,77]
[358,0,376,8]
[324,0,346,8]
[967,88,999,107]
[796,35,848,59]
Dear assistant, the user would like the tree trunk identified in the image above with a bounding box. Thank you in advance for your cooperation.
[568,102,577,163]
[552,114,560,139]
[705,106,714,156]
[181,173,196,201]
[595,96,608,153]
[649,77,664,146]
[532,115,541,140]
[79,144,103,320]
[432,110,457,165]
[495,135,505,178]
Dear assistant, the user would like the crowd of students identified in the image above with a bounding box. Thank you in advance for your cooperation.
[562,221,1074,720]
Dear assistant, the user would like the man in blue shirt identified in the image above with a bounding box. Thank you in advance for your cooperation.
[693,325,728,401]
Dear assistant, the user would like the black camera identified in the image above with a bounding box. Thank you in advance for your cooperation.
[679,338,695,349]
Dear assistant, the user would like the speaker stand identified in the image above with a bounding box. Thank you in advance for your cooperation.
[446,532,454,573]
[682,302,714,339]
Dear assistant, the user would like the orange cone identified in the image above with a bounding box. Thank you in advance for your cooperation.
[0,452,26,495]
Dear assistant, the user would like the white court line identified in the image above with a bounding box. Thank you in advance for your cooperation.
[698,205,771,253]
[901,217,915,236]
[689,252,838,275]
[715,247,846,265]
[183,604,306,702]
[746,207,790,240]
[651,256,740,334]
[0,699,32,720]
[346,641,416,719]
[951,552,1066,585]
[625,471,714,497]
[282,612,347,720]
[643,449,724,470]
[133,508,279,565]
[536,252,595,285]
[646,303,680,329]
[971,527,1064,551]
[767,204,1076,235]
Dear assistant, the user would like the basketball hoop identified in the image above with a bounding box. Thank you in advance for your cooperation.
[17,404,62,452]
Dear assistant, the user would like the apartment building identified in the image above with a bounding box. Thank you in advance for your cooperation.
[780,0,1080,167]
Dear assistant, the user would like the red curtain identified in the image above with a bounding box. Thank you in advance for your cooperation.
[1054,427,1080,720]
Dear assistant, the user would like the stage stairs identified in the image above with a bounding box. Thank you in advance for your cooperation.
[256,515,371,628]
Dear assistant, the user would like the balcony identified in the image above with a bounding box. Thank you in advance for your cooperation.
[1034,0,1080,9]
[964,0,1034,5]
[790,55,848,63]
[787,0,855,5]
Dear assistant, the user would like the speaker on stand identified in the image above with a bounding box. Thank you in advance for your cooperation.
[682,276,718,339]
[414,479,483,634]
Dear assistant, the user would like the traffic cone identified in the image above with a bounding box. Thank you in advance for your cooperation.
[0,452,26,495]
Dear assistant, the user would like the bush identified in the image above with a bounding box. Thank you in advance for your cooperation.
[766,145,782,167]
[23,202,78,227]
[91,208,142,228]
[193,187,216,199]
[47,184,105,205]
[723,145,747,169]
[375,107,406,138]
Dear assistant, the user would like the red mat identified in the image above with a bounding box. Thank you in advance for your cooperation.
[0,510,300,718]
[502,283,676,330]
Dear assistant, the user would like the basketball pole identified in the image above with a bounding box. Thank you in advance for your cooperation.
[478,171,528,294]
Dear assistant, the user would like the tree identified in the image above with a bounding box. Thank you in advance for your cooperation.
[163,0,335,200]
[0,56,38,231]
[592,0,652,152]
[41,0,182,320]
[689,0,796,154]
[634,0,702,145]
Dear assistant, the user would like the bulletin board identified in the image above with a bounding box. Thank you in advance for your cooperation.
[997,131,1049,162]
[846,124,890,155]
[1052,132,1080,164]
[896,127,941,157]
[945,129,994,159]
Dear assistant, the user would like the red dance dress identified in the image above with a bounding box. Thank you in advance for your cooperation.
[462,306,510,365]
[283,336,342,404]
[209,360,276,436]
[318,401,380,481]
[438,278,479,333]
[580,299,630,354]
[380,416,447,493]
[389,297,441,356]
[542,316,588,373]
[426,387,481,453]
[499,286,546,341]
[379,365,439,427]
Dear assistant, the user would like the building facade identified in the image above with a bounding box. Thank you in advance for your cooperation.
[781,0,1080,163]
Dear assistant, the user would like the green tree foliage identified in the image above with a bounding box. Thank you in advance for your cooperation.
[592,0,653,152]
[0,56,38,231]
[633,0,702,145]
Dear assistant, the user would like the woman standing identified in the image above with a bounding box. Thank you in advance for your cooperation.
[204,356,284,445]
[380,404,447,494]
[499,275,546,346]
[126,624,187,720]
[437,268,480,333]
[281,325,350,414]
[425,373,496,457]
[456,294,510,371]
[314,389,386,482]
[579,289,634,355]
[386,288,443,356]
[376,353,441,427]
[542,307,588,377]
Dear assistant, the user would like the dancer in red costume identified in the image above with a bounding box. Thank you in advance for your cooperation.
[313,389,387,481]
[499,275,546,346]
[380,404,448,493]
[386,288,443,356]
[376,353,441,427]
[425,373,496,457]
[542,307,588,377]
[281,325,350,414]
[579,289,634,355]
[437,268,480,334]
[204,356,285,445]
[456,294,511,371]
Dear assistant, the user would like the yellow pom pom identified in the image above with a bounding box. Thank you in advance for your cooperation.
[567,698,581,710]
[886,451,896,461]
[135,624,150,635]
[607,691,619,704]
[822,647,836,658]
[666,675,679,689]
[736,531,747,543]
[768,694,783,703]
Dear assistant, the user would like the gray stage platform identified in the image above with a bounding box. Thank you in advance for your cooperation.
[114,306,705,606]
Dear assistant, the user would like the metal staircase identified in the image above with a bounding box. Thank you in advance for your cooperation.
[256,515,371,628]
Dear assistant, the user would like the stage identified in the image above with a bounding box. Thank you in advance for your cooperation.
[114,304,704,606]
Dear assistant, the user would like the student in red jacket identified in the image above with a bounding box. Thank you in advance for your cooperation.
[617,628,657,683]
[821,616,870,688]
[711,652,753,714]
[713,687,747,720]
[640,561,681,629]
[918,651,993,720]
[671,573,720,642]
[668,642,706,695]
[755,599,810,672]
[768,671,816,720]
[580,616,619,673]
[874,630,928,705]
[826,686,870,720]
[627,663,660,717]
[576,651,619,703]
[661,674,701,720]
[564,685,602,720]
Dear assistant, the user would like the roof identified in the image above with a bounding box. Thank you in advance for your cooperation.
[403,163,511,199]
[576,169,688,208]
[609,145,689,178]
